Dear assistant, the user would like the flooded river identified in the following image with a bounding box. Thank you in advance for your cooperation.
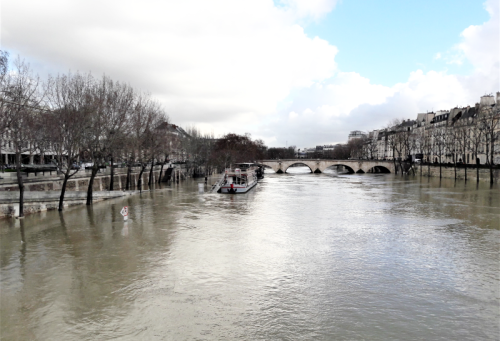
[1,168,499,340]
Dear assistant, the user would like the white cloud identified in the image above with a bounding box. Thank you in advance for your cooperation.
[279,0,339,20]
[2,0,497,148]
[458,0,499,76]
[259,0,499,148]
[2,0,338,136]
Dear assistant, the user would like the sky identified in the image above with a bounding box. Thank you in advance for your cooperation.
[1,0,498,148]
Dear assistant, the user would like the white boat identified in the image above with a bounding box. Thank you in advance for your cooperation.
[217,163,258,194]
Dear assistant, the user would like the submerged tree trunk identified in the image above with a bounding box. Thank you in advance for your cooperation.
[59,167,79,211]
[86,166,99,205]
[490,141,495,185]
[137,165,146,191]
[454,159,457,180]
[15,153,24,218]
[148,159,154,186]
[158,163,165,183]
[476,155,480,183]
[126,164,132,190]
[109,156,114,191]
[59,175,69,211]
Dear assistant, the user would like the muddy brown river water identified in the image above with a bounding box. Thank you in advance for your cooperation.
[1,168,499,340]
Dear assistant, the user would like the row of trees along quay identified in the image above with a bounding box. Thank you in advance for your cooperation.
[0,52,176,217]
[0,52,269,218]
[361,101,500,185]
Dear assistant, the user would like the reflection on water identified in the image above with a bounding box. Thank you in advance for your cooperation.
[1,169,499,340]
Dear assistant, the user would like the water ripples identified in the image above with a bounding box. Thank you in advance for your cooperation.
[0,170,499,340]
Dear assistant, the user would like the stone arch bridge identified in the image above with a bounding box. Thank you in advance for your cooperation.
[258,159,395,174]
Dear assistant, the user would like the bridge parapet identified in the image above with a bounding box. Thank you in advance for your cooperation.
[258,159,395,174]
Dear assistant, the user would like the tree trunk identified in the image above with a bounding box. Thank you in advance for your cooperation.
[137,165,146,191]
[159,163,164,183]
[59,173,70,211]
[0,144,3,173]
[109,156,114,191]
[148,159,154,186]
[86,166,99,205]
[126,164,132,190]
[490,140,494,185]
[454,159,457,180]
[464,163,467,182]
[476,154,480,183]
[15,153,24,218]
[439,161,442,179]
[58,167,79,211]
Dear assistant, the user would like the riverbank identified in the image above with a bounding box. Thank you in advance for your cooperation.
[0,166,170,192]
[414,164,499,183]
[0,165,179,219]
[0,190,140,218]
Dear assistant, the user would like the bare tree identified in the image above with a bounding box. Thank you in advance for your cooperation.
[431,123,447,179]
[422,126,433,176]
[98,76,135,191]
[347,137,365,160]
[385,119,402,174]
[146,106,168,186]
[454,120,471,181]
[126,92,161,190]
[410,128,425,176]
[82,75,107,205]
[367,137,378,160]
[469,120,483,183]
[0,56,46,217]
[47,72,94,211]
[445,125,459,180]
[479,106,500,184]
[400,127,414,175]
[0,50,10,171]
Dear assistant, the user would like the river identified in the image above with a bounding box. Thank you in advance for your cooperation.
[1,168,499,340]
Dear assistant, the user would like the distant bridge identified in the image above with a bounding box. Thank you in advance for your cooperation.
[258,159,395,174]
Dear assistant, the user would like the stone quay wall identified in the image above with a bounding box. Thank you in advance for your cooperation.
[0,191,138,219]
[414,165,499,183]
[0,167,173,219]
[0,167,168,193]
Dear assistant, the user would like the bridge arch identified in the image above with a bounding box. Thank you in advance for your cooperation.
[366,165,391,173]
[324,164,355,174]
[284,162,313,173]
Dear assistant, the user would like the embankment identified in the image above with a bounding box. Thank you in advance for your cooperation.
[0,166,174,218]
[414,164,499,183]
